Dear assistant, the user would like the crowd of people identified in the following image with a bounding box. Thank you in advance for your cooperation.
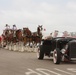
[42,30,76,40]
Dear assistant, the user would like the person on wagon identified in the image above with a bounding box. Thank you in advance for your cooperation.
[12,24,17,37]
[5,24,10,30]
[12,24,17,31]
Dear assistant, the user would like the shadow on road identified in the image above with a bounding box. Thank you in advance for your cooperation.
[37,57,76,65]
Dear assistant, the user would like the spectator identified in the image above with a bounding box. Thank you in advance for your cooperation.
[62,31,70,37]
[52,30,59,38]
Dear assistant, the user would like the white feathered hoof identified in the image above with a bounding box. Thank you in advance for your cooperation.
[27,46,32,52]
[33,48,37,52]
[20,46,25,52]
[8,45,12,50]
[24,46,29,52]
[16,44,19,51]
[5,45,9,50]
[13,45,17,51]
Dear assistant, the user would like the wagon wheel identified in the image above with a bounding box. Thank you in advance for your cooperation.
[53,48,61,64]
[37,46,44,59]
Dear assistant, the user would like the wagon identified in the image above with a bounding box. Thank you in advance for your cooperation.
[37,37,76,64]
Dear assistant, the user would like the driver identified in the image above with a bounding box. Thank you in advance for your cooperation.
[5,24,10,30]
[12,24,17,37]
[12,24,17,31]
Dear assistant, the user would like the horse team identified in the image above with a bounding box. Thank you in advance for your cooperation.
[0,25,43,52]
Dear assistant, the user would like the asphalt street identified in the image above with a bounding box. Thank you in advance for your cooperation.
[0,48,76,75]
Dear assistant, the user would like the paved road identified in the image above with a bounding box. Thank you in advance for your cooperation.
[0,48,76,75]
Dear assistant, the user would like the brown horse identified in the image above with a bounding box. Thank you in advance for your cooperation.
[23,27,32,46]
[32,25,43,46]
[3,29,23,45]
[3,29,13,44]
[16,29,23,42]
[37,25,43,37]
[32,33,42,47]
[1,34,6,47]
[0,29,15,48]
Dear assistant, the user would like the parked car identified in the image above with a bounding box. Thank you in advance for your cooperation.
[37,37,76,64]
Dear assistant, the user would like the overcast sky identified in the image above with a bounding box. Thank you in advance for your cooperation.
[0,0,76,35]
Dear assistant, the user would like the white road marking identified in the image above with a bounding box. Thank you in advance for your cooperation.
[54,68,74,75]
[36,68,61,75]
[25,68,76,75]
[67,68,76,72]
[25,69,42,75]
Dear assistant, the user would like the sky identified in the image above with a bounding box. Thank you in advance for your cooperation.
[0,0,76,35]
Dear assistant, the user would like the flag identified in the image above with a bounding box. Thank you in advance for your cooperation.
[44,28,46,31]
